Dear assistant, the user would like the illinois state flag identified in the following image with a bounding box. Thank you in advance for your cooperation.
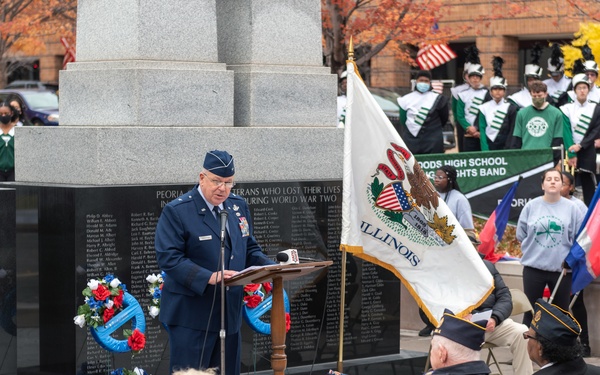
[478,180,520,263]
[340,61,494,325]
[566,185,600,294]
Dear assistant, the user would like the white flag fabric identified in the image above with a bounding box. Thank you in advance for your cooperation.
[340,61,494,325]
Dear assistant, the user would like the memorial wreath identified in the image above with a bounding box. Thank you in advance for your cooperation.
[243,282,291,332]
[111,367,148,375]
[74,274,146,354]
[74,274,127,329]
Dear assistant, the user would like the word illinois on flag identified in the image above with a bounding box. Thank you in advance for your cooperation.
[340,61,493,325]
[566,184,600,294]
[416,44,457,70]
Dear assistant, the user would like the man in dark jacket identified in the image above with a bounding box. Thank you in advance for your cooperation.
[526,299,600,374]
[471,260,533,374]
[426,309,490,374]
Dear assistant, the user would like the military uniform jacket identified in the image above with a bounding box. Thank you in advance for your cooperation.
[426,360,491,374]
[155,185,274,332]
[535,357,600,374]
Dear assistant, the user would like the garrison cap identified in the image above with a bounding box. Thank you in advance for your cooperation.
[433,309,487,351]
[531,299,581,346]
[203,150,235,177]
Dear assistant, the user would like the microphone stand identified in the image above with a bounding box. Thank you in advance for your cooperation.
[219,210,228,375]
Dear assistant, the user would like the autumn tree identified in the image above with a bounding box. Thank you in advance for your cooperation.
[0,0,77,87]
[322,0,450,77]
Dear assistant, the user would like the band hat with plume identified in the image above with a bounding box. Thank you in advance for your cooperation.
[525,43,543,78]
[463,45,480,74]
[582,44,598,73]
[572,73,590,89]
[547,43,565,73]
[490,56,507,88]
[467,64,485,77]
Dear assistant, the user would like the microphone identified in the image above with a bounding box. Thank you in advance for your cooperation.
[276,249,299,265]
[219,210,228,242]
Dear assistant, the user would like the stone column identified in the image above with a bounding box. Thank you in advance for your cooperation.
[16,0,342,185]
[59,0,234,127]
[216,1,337,127]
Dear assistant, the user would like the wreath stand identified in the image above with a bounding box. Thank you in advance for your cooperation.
[227,261,332,375]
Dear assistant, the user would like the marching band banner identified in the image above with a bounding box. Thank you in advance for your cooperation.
[340,61,494,324]
[417,149,554,222]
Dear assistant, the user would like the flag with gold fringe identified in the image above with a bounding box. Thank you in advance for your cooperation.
[340,61,494,325]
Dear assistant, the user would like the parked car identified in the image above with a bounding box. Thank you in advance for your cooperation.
[368,87,401,130]
[5,80,59,94]
[0,89,59,126]
[370,87,456,151]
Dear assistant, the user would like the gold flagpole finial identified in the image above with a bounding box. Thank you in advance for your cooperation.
[348,36,354,62]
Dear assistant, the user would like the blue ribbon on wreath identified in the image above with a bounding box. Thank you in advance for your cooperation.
[243,289,290,335]
[90,292,146,352]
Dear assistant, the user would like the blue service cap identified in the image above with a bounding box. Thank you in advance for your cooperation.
[203,150,235,177]
[433,309,487,350]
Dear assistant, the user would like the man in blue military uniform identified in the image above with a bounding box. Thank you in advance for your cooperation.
[155,150,274,375]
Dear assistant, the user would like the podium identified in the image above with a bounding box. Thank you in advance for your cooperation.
[227,261,333,375]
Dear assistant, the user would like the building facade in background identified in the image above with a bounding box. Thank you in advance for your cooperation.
[370,0,592,94]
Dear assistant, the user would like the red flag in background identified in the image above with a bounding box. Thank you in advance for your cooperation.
[478,179,521,263]
[416,44,456,70]
[61,37,76,70]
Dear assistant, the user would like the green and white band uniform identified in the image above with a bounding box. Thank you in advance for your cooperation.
[398,90,439,137]
[456,86,488,130]
[561,100,597,158]
[0,127,15,172]
[508,88,532,109]
[480,100,509,140]
[543,75,571,102]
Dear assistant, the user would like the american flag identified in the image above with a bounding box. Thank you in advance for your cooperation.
[375,183,413,211]
[416,44,457,70]
[61,37,76,70]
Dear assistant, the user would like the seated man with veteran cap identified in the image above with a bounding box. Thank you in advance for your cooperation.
[426,309,491,375]
[526,299,600,374]
[155,150,275,375]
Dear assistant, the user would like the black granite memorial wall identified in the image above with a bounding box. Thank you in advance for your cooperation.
[0,188,17,374]
[6,181,409,375]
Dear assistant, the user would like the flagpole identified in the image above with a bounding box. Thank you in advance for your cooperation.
[336,37,355,374]
[547,268,566,304]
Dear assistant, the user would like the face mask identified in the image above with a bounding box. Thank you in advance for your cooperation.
[0,115,11,125]
[416,82,430,93]
[532,97,545,107]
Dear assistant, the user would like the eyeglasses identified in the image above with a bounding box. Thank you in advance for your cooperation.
[433,175,447,180]
[522,332,538,341]
[202,173,235,188]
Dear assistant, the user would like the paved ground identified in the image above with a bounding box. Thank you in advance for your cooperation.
[400,329,600,374]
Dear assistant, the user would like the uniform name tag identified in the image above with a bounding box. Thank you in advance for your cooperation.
[199,235,212,241]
